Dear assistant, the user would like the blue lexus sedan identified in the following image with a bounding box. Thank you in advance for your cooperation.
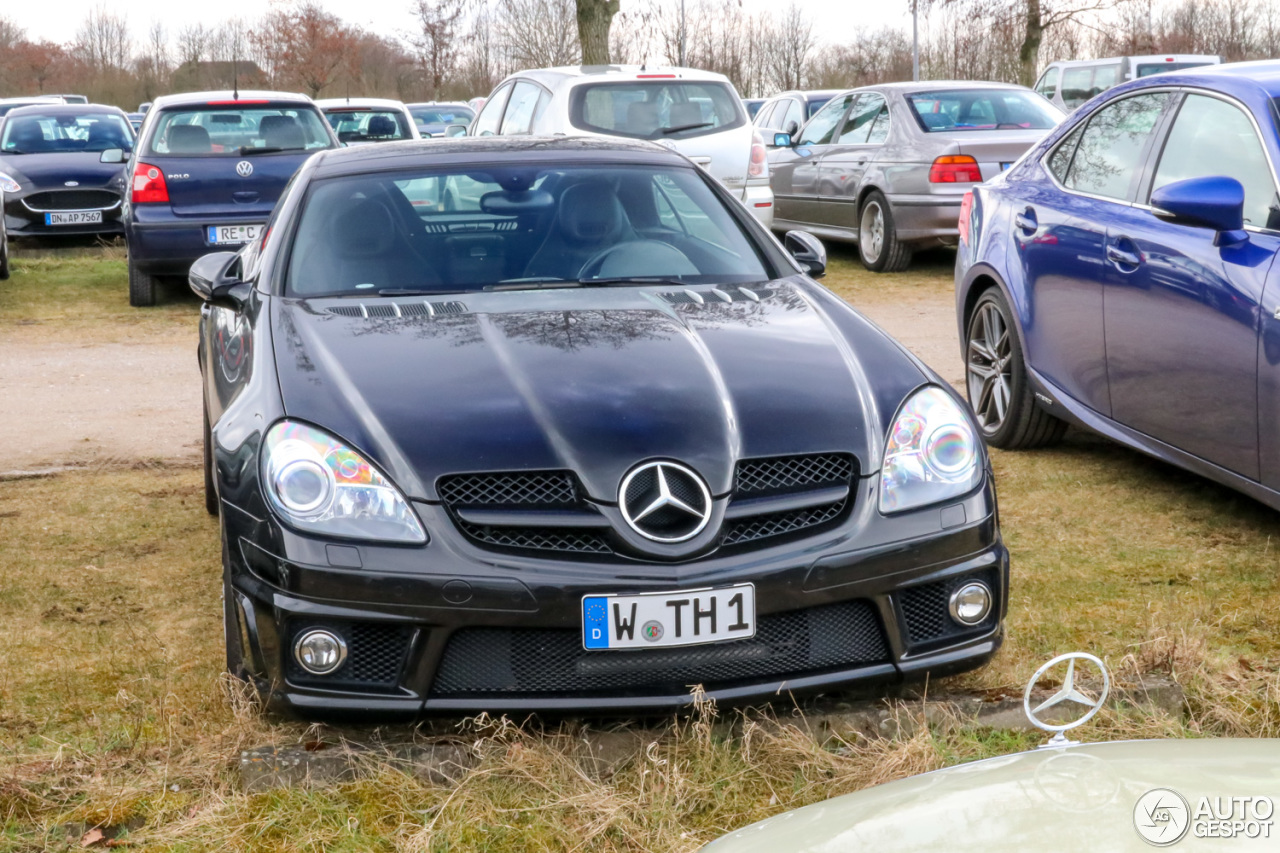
[956,61,1280,507]
[122,90,338,306]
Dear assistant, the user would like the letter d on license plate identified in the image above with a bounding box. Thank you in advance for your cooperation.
[582,583,755,650]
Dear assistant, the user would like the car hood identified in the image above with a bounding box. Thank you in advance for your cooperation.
[704,739,1280,852]
[0,152,127,188]
[270,280,927,502]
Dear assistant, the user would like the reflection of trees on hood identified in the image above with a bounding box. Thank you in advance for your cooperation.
[276,304,318,380]
[342,313,486,347]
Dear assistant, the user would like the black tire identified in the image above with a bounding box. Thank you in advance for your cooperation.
[203,402,219,516]
[857,190,913,272]
[128,257,157,307]
[964,287,1066,449]
[0,240,9,280]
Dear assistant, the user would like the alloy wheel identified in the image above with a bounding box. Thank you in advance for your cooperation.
[966,301,1013,432]
[860,201,884,263]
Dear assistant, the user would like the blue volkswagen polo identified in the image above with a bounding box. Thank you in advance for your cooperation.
[956,61,1280,507]
[122,91,338,306]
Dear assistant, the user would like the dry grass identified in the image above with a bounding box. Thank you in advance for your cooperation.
[1,249,1279,850]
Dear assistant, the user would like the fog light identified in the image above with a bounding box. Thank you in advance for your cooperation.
[948,581,992,626]
[294,629,347,675]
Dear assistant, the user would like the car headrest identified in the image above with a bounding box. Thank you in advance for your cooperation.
[626,101,660,134]
[9,121,46,150]
[260,115,305,149]
[366,115,397,137]
[168,124,212,154]
[668,102,703,128]
[331,195,397,258]
[558,182,627,246]
[86,121,123,147]
[919,113,953,129]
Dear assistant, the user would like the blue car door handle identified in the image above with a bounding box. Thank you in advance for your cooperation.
[1014,209,1037,234]
[1106,243,1142,267]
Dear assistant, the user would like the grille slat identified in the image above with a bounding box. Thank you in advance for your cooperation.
[736,453,854,496]
[457,522,612,553]
[438,471,578,507]
[430,600,887,696]
[722,499,846,546]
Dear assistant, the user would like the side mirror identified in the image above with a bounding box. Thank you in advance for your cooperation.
[100,148,124,164]
[189,251,252,309]
[444,124,468,138]
[784,230,826,278]
[1151,176,1246,243]
[772,132,792,148]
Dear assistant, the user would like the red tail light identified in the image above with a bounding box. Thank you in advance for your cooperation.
[748,129,767,178]
[929,155,982,183]
[958,191,973,244]
[131,161,170,204]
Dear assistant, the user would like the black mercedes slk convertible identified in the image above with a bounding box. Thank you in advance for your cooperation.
[194,136,1007,717]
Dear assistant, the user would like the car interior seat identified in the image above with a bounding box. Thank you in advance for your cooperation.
[668,102,704,129]
[261,115,305,149]
[7,121,47,153]
[168,125,212,154]
[626,101,660,136]
[366,115,398,138]
[86,120,126,151]
[523,181,639,280]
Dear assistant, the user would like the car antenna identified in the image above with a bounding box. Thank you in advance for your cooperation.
[232,46,240,101]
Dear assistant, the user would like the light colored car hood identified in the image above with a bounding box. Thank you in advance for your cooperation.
[705,739,1280,852]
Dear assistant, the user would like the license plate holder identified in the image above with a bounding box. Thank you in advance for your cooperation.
[582,583,756,650]
[207,223,264,245]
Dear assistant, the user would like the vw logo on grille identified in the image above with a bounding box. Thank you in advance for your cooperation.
[235,160,254,177]
[619,461,712,543]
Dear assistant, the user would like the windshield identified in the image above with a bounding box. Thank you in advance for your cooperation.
[906,89,1062,132]
[1136,61,1216,77]
[145,105,332,156]
[0,112,133,154]
[570,81,745,140]
[324,109,412,143]
[285,164,770,297]
[411,106,474,126]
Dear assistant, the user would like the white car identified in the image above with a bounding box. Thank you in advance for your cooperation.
[314,98,420,145]
[469,66,774,226]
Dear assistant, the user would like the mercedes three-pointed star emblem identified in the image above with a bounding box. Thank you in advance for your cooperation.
[618,461,712,544]
[1023,652,1110,747]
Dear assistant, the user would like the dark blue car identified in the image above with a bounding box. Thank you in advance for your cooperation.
[123,90,338,306]
[956,61,1280,507]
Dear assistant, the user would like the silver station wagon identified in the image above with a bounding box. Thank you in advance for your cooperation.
[767,81,1064,271]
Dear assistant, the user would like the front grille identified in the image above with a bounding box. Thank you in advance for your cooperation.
[457,522,612,554]
[722,499,847,546]
[285,621,413,691]
[899,569,1000,647]
[429,599,887,697]
[24,189,119,211]
[438,470,579,507]
[735,453,854,495]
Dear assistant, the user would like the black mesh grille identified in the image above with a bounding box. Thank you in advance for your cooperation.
[722,499,847,546]
[430,600,887,697]
[899,569,999,646]
[735,453,854,496]
[285,621,412,691]
[25,189,119,210]
[457,522,612,554]
[438,471,578,507]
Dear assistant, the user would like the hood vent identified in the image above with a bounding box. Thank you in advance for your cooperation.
[659,285,764,306]
[326,300,469,319]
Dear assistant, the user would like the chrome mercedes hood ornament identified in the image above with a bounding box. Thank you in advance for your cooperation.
[1023,652,1110,748]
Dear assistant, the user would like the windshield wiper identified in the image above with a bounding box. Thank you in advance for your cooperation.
[484,279,582,292]
[375,288,468,297]
[578,276,689,287]
[659,121,713,136]
[239,146,304,155]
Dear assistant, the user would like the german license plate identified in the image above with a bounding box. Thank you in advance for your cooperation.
[207,223,263,245]
[45,211,102,225]
[582,583,755,650]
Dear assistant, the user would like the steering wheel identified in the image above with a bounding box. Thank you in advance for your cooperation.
[578,240,696,281]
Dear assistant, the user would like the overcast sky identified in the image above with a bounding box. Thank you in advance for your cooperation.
[11,0,913,48]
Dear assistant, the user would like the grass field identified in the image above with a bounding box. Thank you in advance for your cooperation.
[1,247,1278,850]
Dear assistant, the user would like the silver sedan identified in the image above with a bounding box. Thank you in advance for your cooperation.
[765,81,1064,271]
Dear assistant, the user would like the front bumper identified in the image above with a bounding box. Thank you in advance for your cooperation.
[222,473,1007,718]
[4,190,125,238]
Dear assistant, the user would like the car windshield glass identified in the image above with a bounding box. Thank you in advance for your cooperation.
[906,89,1061,132]
[324,109,411,142]
[570,81,744,140]
[0,112,133,154]
[145,106,332,156]
[411,107,473,125]
[1136,61,1214,77]
[285,164,771,297]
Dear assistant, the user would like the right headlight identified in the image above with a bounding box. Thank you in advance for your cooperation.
[879,386,982,514]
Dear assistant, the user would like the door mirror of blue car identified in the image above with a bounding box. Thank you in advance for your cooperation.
[785,230,826,278]
[1151,176,1246,241]
[772,132,792,148]
[189,251,252,310]
[444,124,468,138]
[100,148,125,164]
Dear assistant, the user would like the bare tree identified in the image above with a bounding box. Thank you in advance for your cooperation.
[498,0,581,68]
[762,3,814,91]
[75,5,131,72]
[413,0,466,98]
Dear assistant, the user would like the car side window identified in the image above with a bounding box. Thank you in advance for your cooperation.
[798,94,853,146]
[779,99,805,134]
[1151,93,1280,230]
[1036,67,1059,100]
[839,94,887,144]
[500,81,542,135]
[1062,92,1170,200]
[1046,124,1085,183]
[1061,67,1093,109]
[473,83,512,136]
[754,101,777,128]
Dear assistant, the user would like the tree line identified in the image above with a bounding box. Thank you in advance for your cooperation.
[0,0,1277,109]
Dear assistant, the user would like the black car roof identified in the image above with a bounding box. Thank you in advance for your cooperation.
[310,135,692,178]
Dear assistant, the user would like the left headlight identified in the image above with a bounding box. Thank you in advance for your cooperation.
[0,172,20,194]
[879,386,982,514]
[261,420,426,544]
